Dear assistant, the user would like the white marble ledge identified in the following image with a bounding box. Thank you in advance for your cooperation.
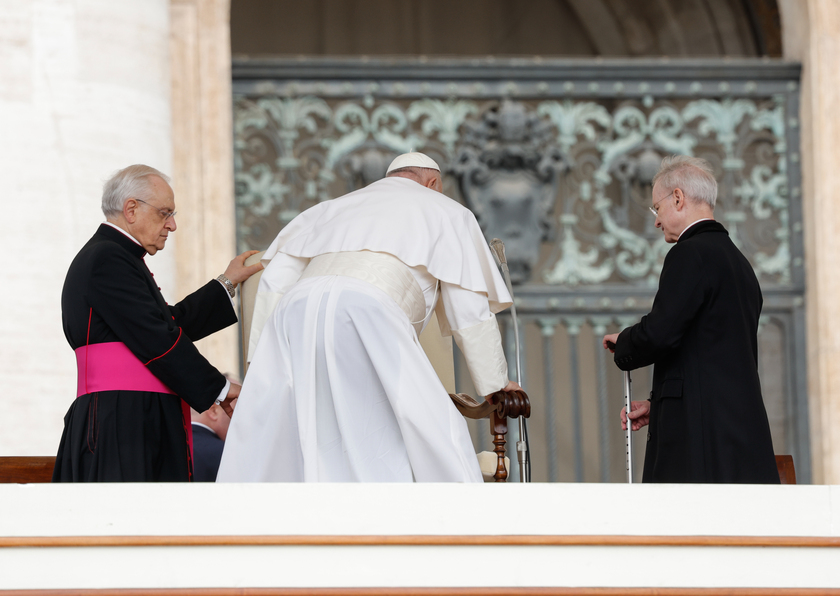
[1,482,837,538]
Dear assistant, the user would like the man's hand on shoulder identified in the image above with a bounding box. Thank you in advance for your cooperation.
[224,250,265,286]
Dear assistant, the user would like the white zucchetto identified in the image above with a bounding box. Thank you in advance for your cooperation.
[386,152,441,174]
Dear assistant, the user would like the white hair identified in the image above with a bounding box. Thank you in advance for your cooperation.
[386,166,440,181]
[101,164,171,218]
[652,155,718,209]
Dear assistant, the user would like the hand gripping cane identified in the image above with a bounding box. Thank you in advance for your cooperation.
[489,238,531,483]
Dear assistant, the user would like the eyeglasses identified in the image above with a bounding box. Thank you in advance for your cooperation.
[649,190,675,217]
[136,198,177,221]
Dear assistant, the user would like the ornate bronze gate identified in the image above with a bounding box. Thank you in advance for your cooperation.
[232,57,808,482]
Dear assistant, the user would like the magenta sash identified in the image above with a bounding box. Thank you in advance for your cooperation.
[75,342,176,397]
[75,341,195,478]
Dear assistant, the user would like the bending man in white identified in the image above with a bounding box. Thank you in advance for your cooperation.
[217,152,521,482]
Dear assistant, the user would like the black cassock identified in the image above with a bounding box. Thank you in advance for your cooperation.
[54,224,237,482]
[614,220,779,484]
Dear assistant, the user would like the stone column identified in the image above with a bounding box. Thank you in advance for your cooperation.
[169,0,239,379]
[779,0,840,483]
[0,0,174,455]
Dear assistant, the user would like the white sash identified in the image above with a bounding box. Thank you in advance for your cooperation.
[301,251,427,334]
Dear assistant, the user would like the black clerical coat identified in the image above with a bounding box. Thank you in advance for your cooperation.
[54,224,237,482]
[614,220,779,484]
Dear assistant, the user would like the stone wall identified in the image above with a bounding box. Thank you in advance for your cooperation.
[0,0,174,455]
[169,0,239,380]
[779,0,840,484]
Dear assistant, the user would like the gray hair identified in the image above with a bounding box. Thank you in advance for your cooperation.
[101,164,171,218]
[652,155,718,209]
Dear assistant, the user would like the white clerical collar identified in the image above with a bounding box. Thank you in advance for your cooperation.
[679,218,714,240]
[103,221,141,246]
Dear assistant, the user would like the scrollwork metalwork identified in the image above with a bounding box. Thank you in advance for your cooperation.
[233,61,801,293]
[232,58,808,483]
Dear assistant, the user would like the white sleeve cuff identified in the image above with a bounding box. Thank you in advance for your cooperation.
[451,313,508,397]
[214,379,231,407]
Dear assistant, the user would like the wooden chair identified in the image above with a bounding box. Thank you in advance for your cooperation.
[238,251,529,482]
[776,454,796,484]
[0,456,55,483]
[450,390,530,482]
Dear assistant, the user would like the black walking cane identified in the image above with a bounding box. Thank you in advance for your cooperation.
[489,238,530,483]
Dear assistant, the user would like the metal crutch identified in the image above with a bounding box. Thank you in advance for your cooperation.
[623,370,634,483]
[489,238,530,483]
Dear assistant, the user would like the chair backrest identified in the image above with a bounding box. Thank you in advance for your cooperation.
[0,456,55,483]
[238,251,456,392]
[450,389,530,482]
[776,454,796,484]
[417,313,455,394]
[238,250,265,371]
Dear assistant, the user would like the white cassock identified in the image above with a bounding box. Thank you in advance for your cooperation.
[217,177,512,482]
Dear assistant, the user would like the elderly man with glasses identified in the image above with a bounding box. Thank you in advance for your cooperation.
[602,155,779,484]
[54,164,263,482]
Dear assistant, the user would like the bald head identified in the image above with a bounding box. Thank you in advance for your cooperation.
[191,404,231,441]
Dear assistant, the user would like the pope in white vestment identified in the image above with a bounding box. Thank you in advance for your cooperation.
[217,153,517,482]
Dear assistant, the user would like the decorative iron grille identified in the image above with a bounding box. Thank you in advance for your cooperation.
[233,57,808,482]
